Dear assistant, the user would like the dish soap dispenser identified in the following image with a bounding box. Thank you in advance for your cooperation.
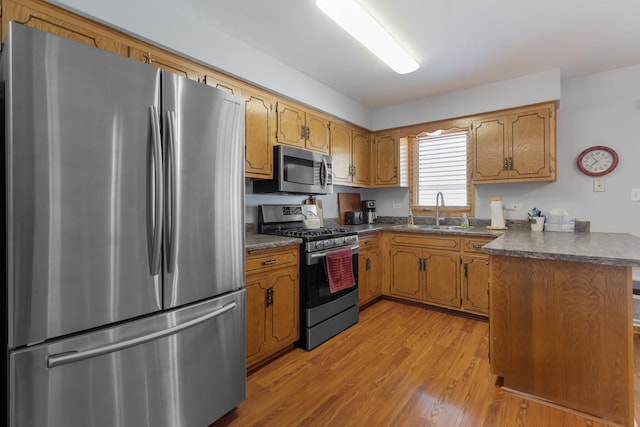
[461,213,470,229]
[407,209,414,227]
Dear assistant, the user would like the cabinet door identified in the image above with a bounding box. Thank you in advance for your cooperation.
[472,117,508,181]
[508,108,553,180]
[331,123,353,184]
[352,130,371,186]
[270,268,299,346]
[3,0,128,55]
[461,254,489,315]
[204,72,243,96]
[306,113,330,153]
[423,250,460,308]
[128,46,204,81]
[366,248,382,300]
[244,88,275,179]
[358,250,370,306]
[245,280,269,364]
[276,101,306,148]
[372,133,399,186]
[389,246,422,300]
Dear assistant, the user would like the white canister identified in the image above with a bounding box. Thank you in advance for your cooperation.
[490,197,505,229]
[530,216,545,231]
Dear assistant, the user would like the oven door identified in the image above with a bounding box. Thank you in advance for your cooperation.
[303,244,359,308]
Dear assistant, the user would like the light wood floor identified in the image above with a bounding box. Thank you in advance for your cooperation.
[212,299,639,427]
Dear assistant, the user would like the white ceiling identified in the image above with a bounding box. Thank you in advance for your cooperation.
[183,0,640,109]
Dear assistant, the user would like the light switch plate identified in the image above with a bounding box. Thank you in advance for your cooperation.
[593,179,606,192]
[631,188,640,201]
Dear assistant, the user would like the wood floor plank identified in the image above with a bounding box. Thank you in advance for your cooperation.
[212,299,633,427]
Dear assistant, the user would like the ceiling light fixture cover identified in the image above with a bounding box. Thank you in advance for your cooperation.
[316,0,419,74]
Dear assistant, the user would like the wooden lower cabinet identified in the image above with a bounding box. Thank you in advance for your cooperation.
[357,232,382,307]
[490,255,633,426]
[245,245,299,370]
[388,233,494,316]
[460,237,493,315]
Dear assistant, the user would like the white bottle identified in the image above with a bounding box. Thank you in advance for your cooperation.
[407,209,414,227]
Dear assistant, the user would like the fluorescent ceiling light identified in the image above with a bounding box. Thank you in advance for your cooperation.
[316,0,419,74]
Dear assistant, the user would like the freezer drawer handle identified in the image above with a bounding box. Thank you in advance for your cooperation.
[47,301,238,369]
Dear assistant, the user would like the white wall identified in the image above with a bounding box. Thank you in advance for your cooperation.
[370,64,640,236]
[371,69,561,131]
[49,0,372,128]
[49,1,640,236]
[475,64,640,235]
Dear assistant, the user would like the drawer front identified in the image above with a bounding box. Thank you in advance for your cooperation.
[463,237,495,254]
[246,246,299,274]
[390,233,460,251]
[359,232,380,248]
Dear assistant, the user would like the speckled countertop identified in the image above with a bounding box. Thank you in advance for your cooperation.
[245,231,301,251]
[482,230,640,267]
[246,222,501,251]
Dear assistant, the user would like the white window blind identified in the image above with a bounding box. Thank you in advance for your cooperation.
[414,132,468,206]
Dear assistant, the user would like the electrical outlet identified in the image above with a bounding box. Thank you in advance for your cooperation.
[632,188,640,201]
[511,203,522,211]
[393,203,402,209]
[593,179,606,192]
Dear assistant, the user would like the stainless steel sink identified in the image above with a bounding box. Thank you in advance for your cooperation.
[428,225,465,230]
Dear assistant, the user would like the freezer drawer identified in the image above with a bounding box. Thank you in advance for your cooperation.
[9,290,246,427]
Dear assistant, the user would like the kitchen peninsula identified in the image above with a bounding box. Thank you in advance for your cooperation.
[483,231,640,427]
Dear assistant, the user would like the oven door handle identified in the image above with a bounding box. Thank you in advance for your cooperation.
[307,244,359,265]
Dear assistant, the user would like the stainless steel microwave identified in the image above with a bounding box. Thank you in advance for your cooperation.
[253,145,333,195]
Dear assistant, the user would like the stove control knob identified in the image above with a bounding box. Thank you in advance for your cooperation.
[315,241,324,250]
[323,239,333,249]
[334,237,345,246]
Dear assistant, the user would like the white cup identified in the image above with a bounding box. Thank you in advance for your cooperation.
[530,216,544,231]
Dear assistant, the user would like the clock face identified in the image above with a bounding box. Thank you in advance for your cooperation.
[577,146,619,176]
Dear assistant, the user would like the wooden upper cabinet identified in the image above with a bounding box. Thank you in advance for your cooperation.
[276,100,330,153]
[330,123,353,184]
[331,123,371,187]
[276,101,306,149]
[472,102,556,183]
[204,72,243,96]
[243,88,275,179]
[204,74,275,179]
[352,130,371,186]
[306,112,330,153]
[2,0,129,55]
[128,46,204,81]
[372,132,399,187]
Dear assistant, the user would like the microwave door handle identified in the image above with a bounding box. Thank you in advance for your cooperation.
[320,159,327,187]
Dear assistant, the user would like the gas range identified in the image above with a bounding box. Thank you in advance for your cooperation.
[258,205,358,252]
[258,203,360,351]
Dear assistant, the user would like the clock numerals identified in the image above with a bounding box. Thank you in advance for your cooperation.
[577,146,618,176]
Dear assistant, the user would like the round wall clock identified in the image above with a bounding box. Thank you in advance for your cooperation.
[576,145,619,176]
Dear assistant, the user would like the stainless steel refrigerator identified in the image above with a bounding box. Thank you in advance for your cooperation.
[1,23,246,427]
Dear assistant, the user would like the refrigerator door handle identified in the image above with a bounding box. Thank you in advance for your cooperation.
[47,301,238,368]
[165,110,178,273]
[148,106,164,276]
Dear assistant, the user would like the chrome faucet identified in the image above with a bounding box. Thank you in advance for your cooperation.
[435,192,445,226]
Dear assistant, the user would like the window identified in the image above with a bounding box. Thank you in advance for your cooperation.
[409,130,473,216]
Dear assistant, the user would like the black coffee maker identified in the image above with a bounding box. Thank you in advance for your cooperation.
[361,200,377,224]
